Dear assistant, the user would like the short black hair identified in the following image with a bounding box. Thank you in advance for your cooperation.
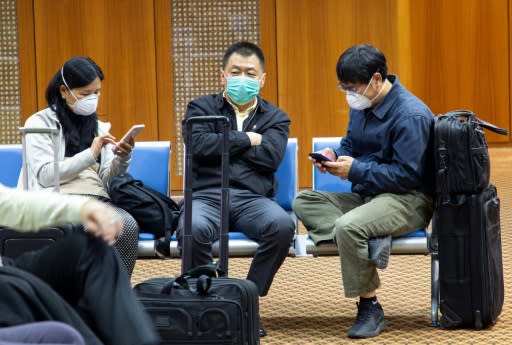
[336,44,388,84]
[222,41,265,71]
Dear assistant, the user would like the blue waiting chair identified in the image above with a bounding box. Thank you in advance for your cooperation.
[0,144,66,256]
[294,137,439,326]
[168,137,299,257]
[128,141,172,257]
[0,144,23,188]
[0,142,173,258]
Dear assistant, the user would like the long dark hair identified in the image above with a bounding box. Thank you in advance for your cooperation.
[45,56,104,156]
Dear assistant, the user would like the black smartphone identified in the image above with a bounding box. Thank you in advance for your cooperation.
[309,152,332,163]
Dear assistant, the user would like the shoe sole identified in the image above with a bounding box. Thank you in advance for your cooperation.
[347,319,387,338]
[369,237,392,269]
[375,247,390,269]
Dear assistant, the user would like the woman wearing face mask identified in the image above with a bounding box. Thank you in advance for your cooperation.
[18,56,139,275]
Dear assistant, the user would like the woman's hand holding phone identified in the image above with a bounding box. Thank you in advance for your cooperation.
[112,124,144,157]
[119,124,145,143]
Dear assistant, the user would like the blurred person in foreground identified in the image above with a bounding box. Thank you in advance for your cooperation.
[0,184,159,345]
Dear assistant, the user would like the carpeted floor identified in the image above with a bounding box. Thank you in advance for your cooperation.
[132,147,511,344]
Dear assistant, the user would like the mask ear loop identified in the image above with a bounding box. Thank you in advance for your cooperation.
[368,73,386,103]
[361,75,375,97]
[60,67,78,101]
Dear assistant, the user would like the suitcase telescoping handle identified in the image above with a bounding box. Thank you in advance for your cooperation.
[19,127,61,192]
[183,116,231,276]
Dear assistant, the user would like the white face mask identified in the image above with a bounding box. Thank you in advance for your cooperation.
[346,91,372,110]
[61,67,99,116]
[69,93,99,116]
[345,76,383,110]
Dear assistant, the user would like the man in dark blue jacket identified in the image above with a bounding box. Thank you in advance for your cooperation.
[293,44,434,339]
[177,41,295,337]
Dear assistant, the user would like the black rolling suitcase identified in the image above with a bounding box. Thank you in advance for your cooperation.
[433,110,507,329]
[135,116,260,345]
[434,184,504,329]
[0,127,67,257]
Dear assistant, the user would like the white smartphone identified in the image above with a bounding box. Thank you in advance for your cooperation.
[119,124,145,143]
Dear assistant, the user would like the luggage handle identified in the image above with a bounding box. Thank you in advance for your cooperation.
[161,273,213,296]
[185,263,225,278]
[441,109,509,136]
[183,116,231,276]
[19,127,61,192]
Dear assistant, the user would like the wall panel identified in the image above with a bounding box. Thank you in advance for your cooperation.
[407,0,510,143]
[0,0,22,144]
[15,0,512,191]
[29,0,158,141]
[154,0,177,191]
[17,0,37,126]
[276,0,511,187]
[275,0,407,187]
[259,0,278,105]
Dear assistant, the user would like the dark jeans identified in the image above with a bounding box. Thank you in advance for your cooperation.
[3,232,158,345]
[176,188,295,296]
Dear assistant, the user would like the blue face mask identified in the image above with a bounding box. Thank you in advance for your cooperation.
[225,76,261,105]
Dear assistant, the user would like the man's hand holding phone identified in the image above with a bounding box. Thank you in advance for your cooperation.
[309,149,336,173]
[309,152,333,164]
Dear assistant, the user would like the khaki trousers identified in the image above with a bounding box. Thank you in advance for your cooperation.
[292,190,433,297]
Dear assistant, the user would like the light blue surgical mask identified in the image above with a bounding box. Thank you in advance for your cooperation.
[225,75,261,105]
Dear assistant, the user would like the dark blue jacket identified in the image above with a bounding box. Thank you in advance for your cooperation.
[335,76,435,197]
[182,92,290,197]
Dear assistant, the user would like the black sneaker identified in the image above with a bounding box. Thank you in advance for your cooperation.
[368,235,392,269]
[347,301,386,338]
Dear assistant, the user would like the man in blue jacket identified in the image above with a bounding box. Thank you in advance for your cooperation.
[293,44,434,339]
[177,41,295,337]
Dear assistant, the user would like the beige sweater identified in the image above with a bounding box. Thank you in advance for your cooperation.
[0,184,87,231]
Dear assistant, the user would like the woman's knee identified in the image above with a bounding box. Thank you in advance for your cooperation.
[118,211,139,240]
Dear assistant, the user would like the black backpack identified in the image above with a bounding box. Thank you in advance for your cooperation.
[107,173,180,239]
[434,109,508,203]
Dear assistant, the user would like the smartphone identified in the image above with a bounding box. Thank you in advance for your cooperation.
[309,152,332,163]
[119,124,145,143]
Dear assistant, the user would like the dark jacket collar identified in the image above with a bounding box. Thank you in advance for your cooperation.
[370,75,401,120]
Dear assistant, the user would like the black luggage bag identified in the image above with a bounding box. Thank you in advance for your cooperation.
[134,116,260,345]
[433,110,507,329]
[0,228,66,258]
[434,109,508,200]
[434,184,504,329]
